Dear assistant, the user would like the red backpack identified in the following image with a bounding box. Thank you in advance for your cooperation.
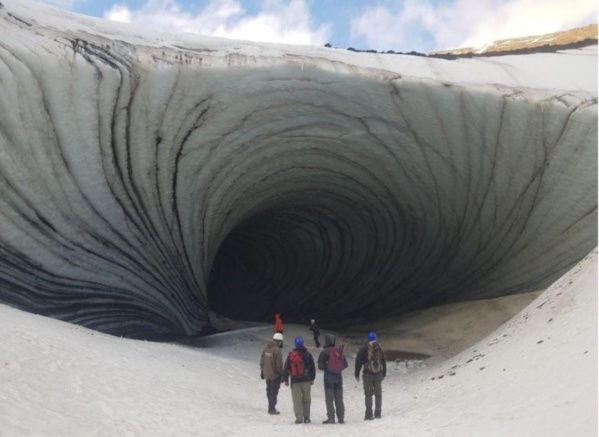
[326,347,346,374]
[289,350,305,377]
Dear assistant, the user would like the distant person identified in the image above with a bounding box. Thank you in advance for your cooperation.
[309,319,321,348]
[317,334,348,424]
[274,313,284,333]
[283,336,316,424]
[354,331,386,420]
[260,332,284,415]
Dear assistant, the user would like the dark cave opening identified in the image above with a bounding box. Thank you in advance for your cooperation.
[207,205,366,327]
[205,185,447,330]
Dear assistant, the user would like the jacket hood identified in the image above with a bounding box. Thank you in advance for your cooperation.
[265,341,279,351]
[324,334,336,347]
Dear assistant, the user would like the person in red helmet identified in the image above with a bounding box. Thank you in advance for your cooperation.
[274,313,284,333]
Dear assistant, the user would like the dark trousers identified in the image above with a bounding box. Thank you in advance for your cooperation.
[362,373,383,417]
[324,381,344,421]
[266,378,281,411]
[313,335,321,348]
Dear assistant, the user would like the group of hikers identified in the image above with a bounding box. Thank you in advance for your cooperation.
[260,315,387,424]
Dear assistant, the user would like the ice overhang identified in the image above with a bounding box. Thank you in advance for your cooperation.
[0,2,596,338]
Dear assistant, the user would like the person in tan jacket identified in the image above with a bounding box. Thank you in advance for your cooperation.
[260,332,284,414]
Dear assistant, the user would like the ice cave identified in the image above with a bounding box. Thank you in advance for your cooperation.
[0,1,596,339]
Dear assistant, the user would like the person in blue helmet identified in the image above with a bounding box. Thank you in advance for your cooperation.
[283,336,316,424]
[354,331,386,420]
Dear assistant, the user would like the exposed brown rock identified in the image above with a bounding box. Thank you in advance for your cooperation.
[432,23,597,56]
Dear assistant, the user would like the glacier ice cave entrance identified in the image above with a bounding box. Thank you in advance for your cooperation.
[0,9,595,339]
[207,204,391,327]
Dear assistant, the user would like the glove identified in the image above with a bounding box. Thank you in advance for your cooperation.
[355,376,360,382]
[260,371,264,380]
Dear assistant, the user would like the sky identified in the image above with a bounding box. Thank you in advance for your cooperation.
[35,0,598,52]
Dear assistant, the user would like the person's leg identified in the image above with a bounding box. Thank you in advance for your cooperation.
[373,373,383,418]
[323,382,335,423]
[266,380,270,408]
[266,380,274,411]
[270,378,281,412]
[335,382,345,422]
[301,382,311,422]
[291,383,303,423]
[363,373,374,419]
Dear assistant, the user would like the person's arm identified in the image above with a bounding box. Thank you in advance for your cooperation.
[275,348,284,376]
[354,346,364,381]
[382,349,387,378]
[282,354,290,385]
[317,349,328,371]
[308,353,316,383]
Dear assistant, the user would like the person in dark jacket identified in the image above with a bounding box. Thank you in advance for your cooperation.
[354,331,387,420]
[309,319,321,348]
[260,332,284,415]
[317,334,348,424]
[283,336,316,424]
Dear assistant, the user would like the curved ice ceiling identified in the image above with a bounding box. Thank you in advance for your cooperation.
[0,2,596,338]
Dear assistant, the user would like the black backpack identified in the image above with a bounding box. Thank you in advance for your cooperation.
[365,342,383,373]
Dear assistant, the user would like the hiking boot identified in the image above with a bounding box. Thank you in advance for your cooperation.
[295,420,303,424]
[338,418,345,424]
[364,415,374,421]
[303,417,311,424]
[322,419,335,424]
[268,410,280,415]
[375,414,382,419]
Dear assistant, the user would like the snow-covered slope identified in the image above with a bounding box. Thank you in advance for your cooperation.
[0,250,596,436]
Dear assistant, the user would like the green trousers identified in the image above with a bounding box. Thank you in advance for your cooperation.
[362,373,383,418]
[290,382,311,421]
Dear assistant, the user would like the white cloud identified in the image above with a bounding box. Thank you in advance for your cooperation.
[103,0,331,46]
[104,5,132,23]
[350,0,598,52]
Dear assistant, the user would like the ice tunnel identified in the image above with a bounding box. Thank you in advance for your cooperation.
[0,2,597,339]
